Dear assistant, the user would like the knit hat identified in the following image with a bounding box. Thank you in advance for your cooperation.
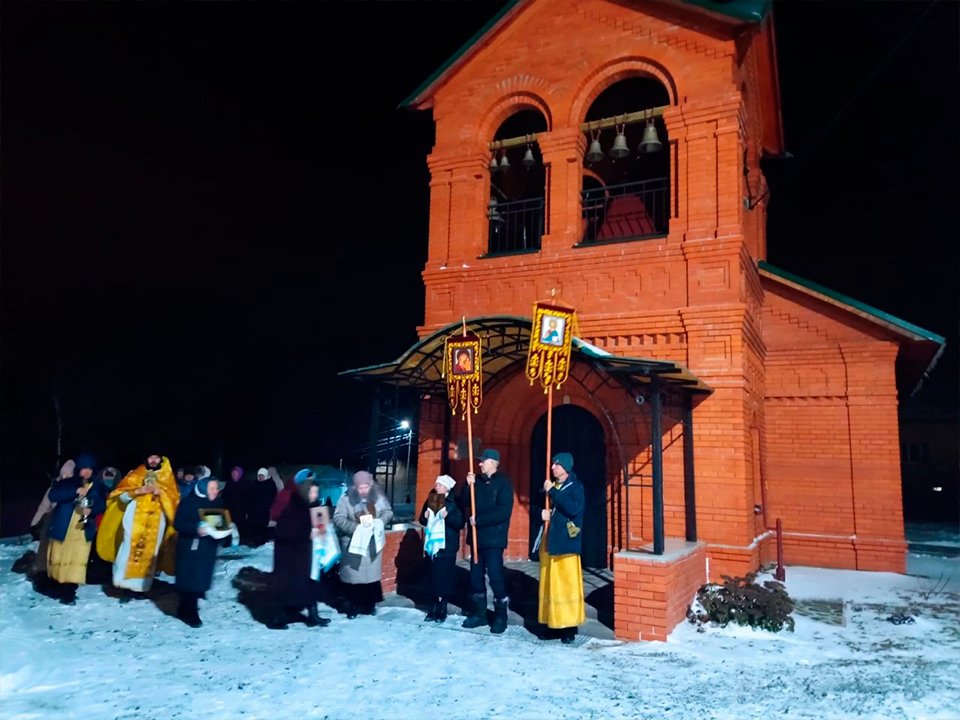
[257,467,269,478]
[352,470,374,486]
[479,448,500,463]
[551,452,574,474]
[435,474,456,491]
[75,454,97,471]
[294,468,315,485]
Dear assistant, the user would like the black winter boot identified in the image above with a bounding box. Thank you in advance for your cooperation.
[490,597,509,634]
[461,592,488,629]
[305,602,331,627]
[434,599,447,623]
[59,583,77,605]
[424,600,439,622]
[177,595,202,628]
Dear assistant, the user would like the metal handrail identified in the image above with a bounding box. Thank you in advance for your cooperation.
[581,176,668,245]
[487,196,544,255]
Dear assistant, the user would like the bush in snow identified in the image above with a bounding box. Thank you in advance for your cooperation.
[687,572,795,633]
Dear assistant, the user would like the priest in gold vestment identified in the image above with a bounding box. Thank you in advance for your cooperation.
[97,453,179,597]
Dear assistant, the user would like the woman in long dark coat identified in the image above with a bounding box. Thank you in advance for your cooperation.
[246,467,278,546]
[268,468,330,629]
[173,476,230,628]
[418,474,463,623]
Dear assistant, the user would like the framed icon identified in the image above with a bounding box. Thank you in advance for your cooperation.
[310,505,331,529]
[451,346,475,375]
[198,508,232,530]
[539,314,566,347]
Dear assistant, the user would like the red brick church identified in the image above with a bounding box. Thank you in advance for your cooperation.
[344,0,944,641]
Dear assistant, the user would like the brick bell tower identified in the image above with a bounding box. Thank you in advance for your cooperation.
[376,0,944,641]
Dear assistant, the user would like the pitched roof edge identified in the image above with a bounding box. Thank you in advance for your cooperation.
[399,0,772,111]
[758,260,946,344]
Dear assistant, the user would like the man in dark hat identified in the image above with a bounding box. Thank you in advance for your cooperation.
[460,447,514,634]
[537,451,585,644]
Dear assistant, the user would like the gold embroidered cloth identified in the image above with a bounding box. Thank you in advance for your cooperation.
[105,457,179,578]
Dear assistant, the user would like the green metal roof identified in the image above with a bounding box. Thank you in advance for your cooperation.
[758,261,945,344]
[400,0,772,109]
[680,0,771,23]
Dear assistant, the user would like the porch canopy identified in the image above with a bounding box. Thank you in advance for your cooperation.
[339,315,711,397]
[340,316,712,555]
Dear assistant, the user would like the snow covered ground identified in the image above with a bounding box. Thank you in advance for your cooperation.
[1,534,958,720]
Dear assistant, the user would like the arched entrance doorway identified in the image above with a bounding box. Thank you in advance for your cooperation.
[530,404,607,568]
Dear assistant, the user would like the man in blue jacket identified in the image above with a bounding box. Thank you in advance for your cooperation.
[537,452,585,644]
[461,448,514,634]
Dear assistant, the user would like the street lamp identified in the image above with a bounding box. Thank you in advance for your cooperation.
[401,420,413,500]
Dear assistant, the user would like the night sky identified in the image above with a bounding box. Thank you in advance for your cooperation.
[2,1,957,495]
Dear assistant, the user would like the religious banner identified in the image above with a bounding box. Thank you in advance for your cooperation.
[443,330,483,417]
[526,301,576,391]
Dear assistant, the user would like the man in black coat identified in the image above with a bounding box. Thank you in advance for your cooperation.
[460,448,514,634]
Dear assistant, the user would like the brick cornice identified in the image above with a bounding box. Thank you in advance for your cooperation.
[426,151,489,174]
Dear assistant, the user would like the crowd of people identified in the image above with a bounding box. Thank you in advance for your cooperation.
[25,447,589,644]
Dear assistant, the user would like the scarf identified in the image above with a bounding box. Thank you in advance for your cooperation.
[423,508,446,558]
[347,518,386,557]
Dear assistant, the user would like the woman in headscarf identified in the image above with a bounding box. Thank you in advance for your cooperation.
[31,459,75,574]
[333,470,393,618]
[418,474,463,623]
[246,467,277,546]
[173,474,234,628]
[45,455,105,604]
[221,465,250,544]
[268,468,331,629]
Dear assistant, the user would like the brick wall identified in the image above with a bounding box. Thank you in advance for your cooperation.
[614,542,707,642]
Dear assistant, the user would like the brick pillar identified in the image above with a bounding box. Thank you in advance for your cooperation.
[840,342,906,572]
[426,151,490,267]
[677,98,740,242]
[537,128,588,254]
[614,542,706,642]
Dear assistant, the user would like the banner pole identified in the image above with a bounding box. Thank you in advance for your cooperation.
[544,384,553,528]
[466,405,479,563]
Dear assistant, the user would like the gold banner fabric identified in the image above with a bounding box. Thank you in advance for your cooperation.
[444,331,483,417]
[526,302,577,391]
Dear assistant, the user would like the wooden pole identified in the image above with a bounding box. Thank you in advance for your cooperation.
[466,404,479,563]
[544,384,554,532]
[463,316,479,562]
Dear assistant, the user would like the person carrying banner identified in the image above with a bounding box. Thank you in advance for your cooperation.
[537,452,586,644]
[460,448,514,634]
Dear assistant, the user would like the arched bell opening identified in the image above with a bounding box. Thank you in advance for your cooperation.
[487,109,548,256]
[580,77,671,245]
